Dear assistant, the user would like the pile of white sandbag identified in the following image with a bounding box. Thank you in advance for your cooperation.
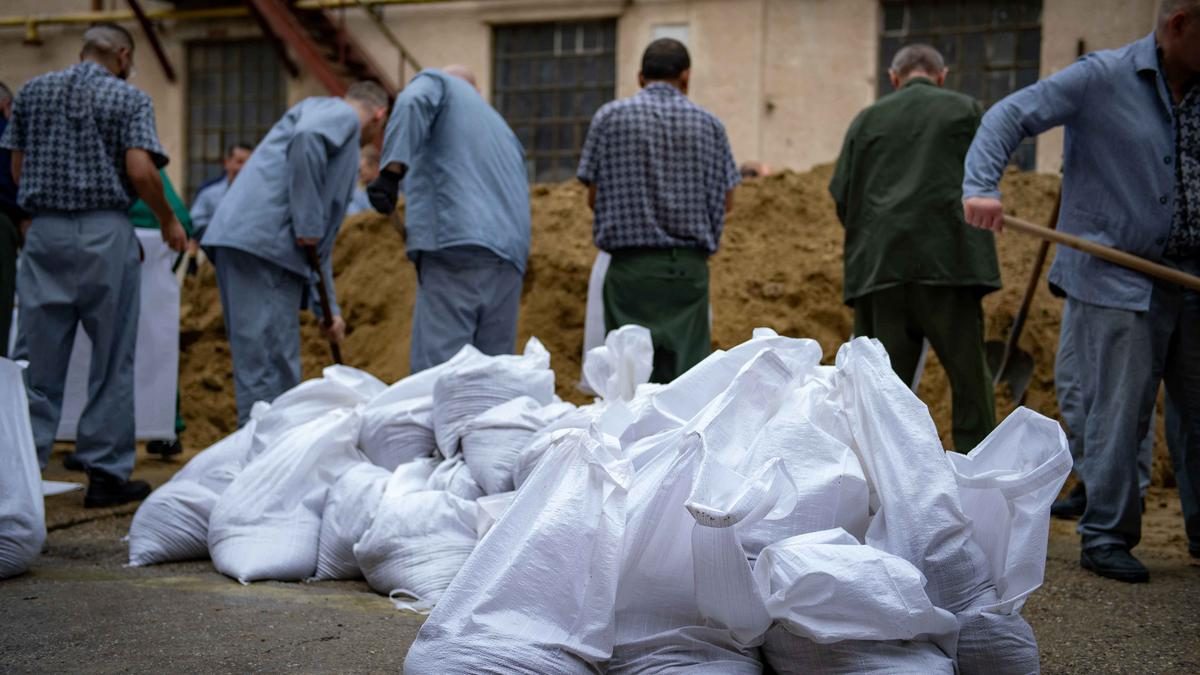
[0,359,45,580]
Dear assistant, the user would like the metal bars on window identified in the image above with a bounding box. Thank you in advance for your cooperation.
[879,0,1042,169]
[493,20,618,183]
[185,40,286,199]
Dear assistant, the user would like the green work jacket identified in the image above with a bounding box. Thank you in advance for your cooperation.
[129,168,193,236]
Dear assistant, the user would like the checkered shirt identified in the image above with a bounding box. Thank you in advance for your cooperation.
[0,61,166,213]
[578,83,740,254]
[1166,85,1199,258]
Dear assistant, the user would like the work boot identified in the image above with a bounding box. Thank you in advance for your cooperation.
[62,452,86,472]
[1051,483,1086,520]
[146,439,183,459]
[1080,545,1149,583]
[84,470,152,509]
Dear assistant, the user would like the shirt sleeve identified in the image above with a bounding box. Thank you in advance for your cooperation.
[123,92,168,168]
[829,112,865,225]
[287,129,331,241]
[714,119,740,192]
[380,73,445,169]
[577,107,608,185]
[963,57,1093,199]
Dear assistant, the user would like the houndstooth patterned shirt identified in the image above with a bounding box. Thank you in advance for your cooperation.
[578,83,740,254]
[0,61,166,213]
[1166,84,1199,258]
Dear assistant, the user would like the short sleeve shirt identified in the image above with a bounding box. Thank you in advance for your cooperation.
[578,83,740,254]
[1166,84,1199,258]
[0,61,166,213]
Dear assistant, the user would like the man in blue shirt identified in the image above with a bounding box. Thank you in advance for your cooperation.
[963,1,1200,582]
[1,24,187,507]
[368,66,531,373]
[202,82,389,425]
[0,82,26,359]
[189,142,251,244]
[577,39,740,383]
[346,144,378,217]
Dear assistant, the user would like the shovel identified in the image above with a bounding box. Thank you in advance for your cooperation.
[304,244,344,365]
[986,193,1061,404]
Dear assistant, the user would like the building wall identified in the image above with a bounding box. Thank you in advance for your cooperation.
[0,0,1168,188]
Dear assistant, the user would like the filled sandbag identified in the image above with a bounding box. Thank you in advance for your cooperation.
[460,397,575,494]
[579,324,653,401]
[354,489,479,606]
[208,407,365,583]
[404,426,633,674]
[358,395,434,471]
[128,406,266,567]
[425,455,484,501]
[312,462,392,580]
[432,338,555,456]
[0,359,45,580]
[249,365,384,459]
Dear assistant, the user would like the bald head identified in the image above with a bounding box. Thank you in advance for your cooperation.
[81,22,135,79]
[1159,0,1200,27]
[442,64,478,89]
[1158,0,1200,75]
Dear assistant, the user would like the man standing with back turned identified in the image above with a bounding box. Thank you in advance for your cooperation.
[830,44,1000,453]
[368,65,531,373]
[1,23,187,507]
[963,0,1200,582]
[578,39,740,383]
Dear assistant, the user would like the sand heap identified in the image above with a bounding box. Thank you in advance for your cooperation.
[183,166,1173,480]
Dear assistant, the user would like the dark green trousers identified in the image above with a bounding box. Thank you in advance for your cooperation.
[603,247,710,383]
[854,283,995,452]
[0,212,16,358]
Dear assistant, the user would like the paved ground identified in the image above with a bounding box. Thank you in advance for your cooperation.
[1,448,1198,674]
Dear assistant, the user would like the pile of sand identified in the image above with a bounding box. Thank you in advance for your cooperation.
[176,166,1172,484]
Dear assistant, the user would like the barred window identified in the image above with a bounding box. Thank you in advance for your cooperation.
[493,20,618,183]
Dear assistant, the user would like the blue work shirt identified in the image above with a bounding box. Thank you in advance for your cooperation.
[381,69,530,273]
[964,32,1187,312]
[188,177,228,241]
[202,97,360,313]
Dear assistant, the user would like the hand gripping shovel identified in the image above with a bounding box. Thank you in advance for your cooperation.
[305,245,343,365]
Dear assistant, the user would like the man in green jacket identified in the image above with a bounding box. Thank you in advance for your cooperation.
[829,44,1000,452]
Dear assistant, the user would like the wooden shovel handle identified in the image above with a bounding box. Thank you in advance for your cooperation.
[1002,215,1200,293]
[304,245,344,365]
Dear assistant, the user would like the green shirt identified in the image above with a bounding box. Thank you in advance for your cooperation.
[128,168,193,236]
[830,77,1000,305]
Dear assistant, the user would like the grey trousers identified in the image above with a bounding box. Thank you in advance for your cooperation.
[1056,301,1152,494]
[1068,263,1200,552]
[213,246,304,426]
[410,246,522,373]
[16,211,140,479]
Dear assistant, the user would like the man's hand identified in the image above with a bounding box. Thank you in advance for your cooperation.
[367,168,403,215]
[963,196,1005,232]
[161,216,187,252]
[322,314,346,345]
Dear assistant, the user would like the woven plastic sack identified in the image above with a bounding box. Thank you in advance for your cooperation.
[580,324,652,401]
[425,455,484,501]
[358,395,434,471]
[432,338,555,456]
[0,359,45,579]
[128,405,267,567]
[208,407,365,583]
[461,397,575,494]
[312,462,392,580]
[249,365,384,459]
[404,426,633,674]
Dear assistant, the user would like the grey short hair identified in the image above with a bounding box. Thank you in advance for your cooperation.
[82,22,134,56]
[345,81,390,111]
[1159,0,1200,26]
[890,44,945,78]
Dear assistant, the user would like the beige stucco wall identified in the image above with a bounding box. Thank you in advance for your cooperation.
[0,0,1169,187]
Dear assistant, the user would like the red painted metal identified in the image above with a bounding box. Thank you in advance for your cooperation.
[246,0,348,96]
[126,0,177,82]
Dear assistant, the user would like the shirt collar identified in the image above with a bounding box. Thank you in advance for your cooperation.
[641,82,685,98]
[1133,31,1161,74]
[902,77,937,89]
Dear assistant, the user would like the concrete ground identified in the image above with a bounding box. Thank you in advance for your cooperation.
[2,447,1198,674]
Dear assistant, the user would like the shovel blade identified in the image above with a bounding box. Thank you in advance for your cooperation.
[985,340,1036,404]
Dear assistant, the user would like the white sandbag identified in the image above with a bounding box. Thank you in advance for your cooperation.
[461,397,575,494]
[404,426,633,674]
[354,489,479,605]
[580,324,653,401]
[312,462,392,580]
[954,606,1039,675]
[208,407,365,583]
[425,455,484,501]
[761,628,956,675]
[581,250,611,361]
[432,338,556,456]
[249,365,383,459]
[0,359,45,580]
[128,412,264,567]
[358,395,434,471]
[475,491,516,539]
[831,338,997,614]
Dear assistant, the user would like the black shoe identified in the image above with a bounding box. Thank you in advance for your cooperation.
[1080,545,1150,583]
[84,470,152,509]
[146,439,183,459]
[62,452,86,472]
[1051,483,1086,520]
